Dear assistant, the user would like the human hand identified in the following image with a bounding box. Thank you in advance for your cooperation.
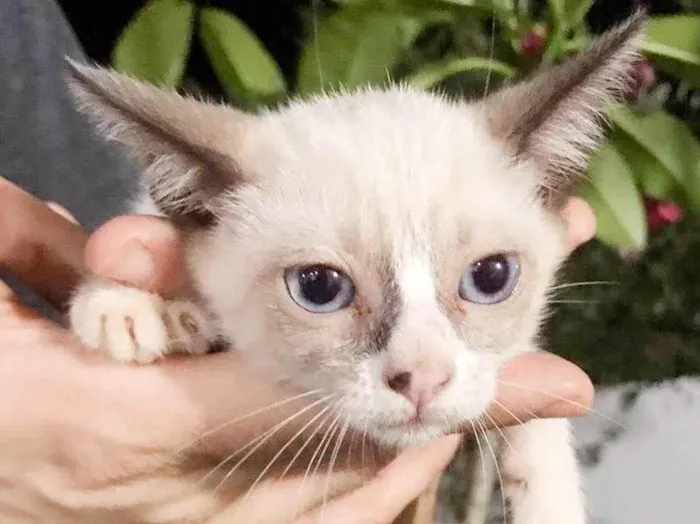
[0,176,595,523]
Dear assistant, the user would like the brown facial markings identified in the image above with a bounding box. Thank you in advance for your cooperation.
[358,261,402,354]
[435,287,467,333]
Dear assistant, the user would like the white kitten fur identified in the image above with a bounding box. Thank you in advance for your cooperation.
[64,11,646,524]
[68,87,577,523]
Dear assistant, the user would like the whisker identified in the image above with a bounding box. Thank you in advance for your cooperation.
[549,280,618,291]
[295,405,344,504]
[308,413,343,492]
[548,299,601,305]
[198,425,274,487]
[170,389,323,459]
[470,420,488,489]
[476,417,507,524]
[212,394,333,494]
[360,416,370,469]
[237,403,334,510]
[279,406,337,482]
[481,7,497,101]
[344,423,358,470]
[482,410,516,456]
[466,420,492,524]
[490,397,531,430]
[320,416,351,521]
[497,379,627,429]
[311,0,324,89]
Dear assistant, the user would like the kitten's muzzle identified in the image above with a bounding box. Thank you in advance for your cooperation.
[384,365,454,419]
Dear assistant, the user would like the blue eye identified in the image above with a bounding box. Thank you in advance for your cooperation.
[458,254,520,304]
[284,265,355,313]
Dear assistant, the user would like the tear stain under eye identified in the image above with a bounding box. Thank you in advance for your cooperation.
[363,265,402,353]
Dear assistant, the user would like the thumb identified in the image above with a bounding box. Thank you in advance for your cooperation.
[84,215,193,299]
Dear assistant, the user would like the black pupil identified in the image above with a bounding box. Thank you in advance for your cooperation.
[299,266,343,305]
[471,255,510,295]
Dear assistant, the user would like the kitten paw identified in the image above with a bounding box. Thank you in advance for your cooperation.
[69,281,217,363]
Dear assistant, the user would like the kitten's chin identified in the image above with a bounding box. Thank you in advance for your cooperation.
[370,424,450,449]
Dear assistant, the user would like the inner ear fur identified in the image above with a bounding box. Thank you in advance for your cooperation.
[65,59,253,227]
[481,9,647,208]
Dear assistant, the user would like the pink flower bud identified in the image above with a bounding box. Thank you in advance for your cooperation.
[519,24,547,57]
[625,59,656,99]
[644,196,682,230]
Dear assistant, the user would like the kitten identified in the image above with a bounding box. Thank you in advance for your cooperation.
[64,10,646,524]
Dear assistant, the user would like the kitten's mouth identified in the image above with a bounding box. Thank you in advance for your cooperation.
[406,412,427,426]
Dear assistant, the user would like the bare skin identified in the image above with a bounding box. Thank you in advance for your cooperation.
[0,176,595,523]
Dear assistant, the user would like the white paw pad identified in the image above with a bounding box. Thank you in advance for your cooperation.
[69,283,216,363]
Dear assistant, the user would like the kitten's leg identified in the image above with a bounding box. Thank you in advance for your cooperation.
[69,278,219,363]
[500,418,586,524]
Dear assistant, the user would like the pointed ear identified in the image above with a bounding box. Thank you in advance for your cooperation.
[65,59,252,227]
[481,10,647,208]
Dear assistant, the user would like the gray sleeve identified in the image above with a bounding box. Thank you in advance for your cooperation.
[0,0,137,230]
[0,0,138,314]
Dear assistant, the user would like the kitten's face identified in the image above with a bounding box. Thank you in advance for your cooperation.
[66,10,644,448]
[188,90,567,446]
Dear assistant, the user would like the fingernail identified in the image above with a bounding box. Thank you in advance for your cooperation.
[46,201,80,225]
[97,239,155,288]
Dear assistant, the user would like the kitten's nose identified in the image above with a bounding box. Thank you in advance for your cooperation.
[385,367,454,414]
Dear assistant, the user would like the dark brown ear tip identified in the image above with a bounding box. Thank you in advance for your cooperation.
[64,56,88,77]
[621,6,650,37]
[62,57,102,88]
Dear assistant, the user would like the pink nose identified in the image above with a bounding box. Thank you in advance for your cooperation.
[385,367,454,414]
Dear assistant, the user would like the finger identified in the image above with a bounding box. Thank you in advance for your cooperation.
[482,351,594,429]
[0,177,87,309]
[293,434,462,524]
[561,196,596,252]
[85,215,193,298]
[0,197,82,302]
[158,350,593,455]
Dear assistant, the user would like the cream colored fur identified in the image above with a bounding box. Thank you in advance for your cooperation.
[63,12,646,524]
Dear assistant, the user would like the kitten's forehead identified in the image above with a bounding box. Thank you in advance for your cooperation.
[236,87,551,257]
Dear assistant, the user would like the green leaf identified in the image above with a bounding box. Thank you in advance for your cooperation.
[578,141,647,249]
[643,15,700,89]
[548,0,594,30]
[444,0,517,28]
[406,0,497,11]
[199,8,286,107]
[609,106,700,211]
[678,0,700,12]
[112,0,195,88]
[609,130,677,200]
[406,56,515,89]
[296,7,425,95]
[401,0,515,26]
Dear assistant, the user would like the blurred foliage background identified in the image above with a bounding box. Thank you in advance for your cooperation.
[58,0,700,386]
